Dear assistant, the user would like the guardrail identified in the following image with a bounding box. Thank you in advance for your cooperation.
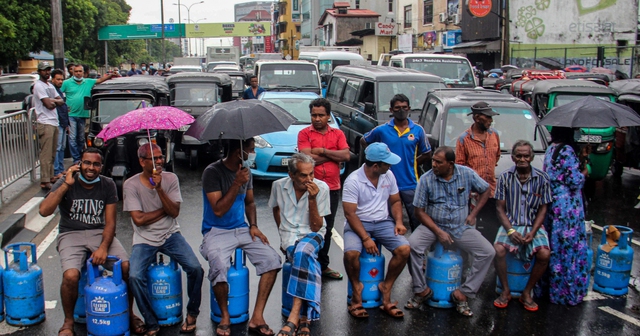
[0,108,39,205]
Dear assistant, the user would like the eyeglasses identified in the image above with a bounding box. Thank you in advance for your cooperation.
[392,106,410,111]
[143,155,165,161]
[81,160,103,168]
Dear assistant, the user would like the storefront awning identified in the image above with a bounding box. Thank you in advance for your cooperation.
[451,40,501,54]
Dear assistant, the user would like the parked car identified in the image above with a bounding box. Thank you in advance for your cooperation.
[253,91,343,180]
[206,61,238,72]
[0,74,37,114]
[168,65,203,74]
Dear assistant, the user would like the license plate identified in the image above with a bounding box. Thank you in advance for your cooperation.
[281,158,290,166]
[577,134,602,143]
[178,125,190,132]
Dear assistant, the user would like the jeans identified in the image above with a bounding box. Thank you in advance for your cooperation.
[319,190,340,270]
[54,126,67,176]
[129,233,204,331]
[68,117,86,162]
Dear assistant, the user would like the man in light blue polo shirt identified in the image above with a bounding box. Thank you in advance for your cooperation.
[342,142,410,320]
[361,93,431,232]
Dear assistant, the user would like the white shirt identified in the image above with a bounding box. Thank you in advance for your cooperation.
[33,80,59,126]
[342,164,400,223]
[268,177,330,250]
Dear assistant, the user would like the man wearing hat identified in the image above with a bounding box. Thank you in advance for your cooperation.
[34,62,65,190]
[455,101,501,241]
[342,142,410,319]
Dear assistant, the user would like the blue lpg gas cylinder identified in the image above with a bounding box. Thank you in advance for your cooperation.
[211,248,249,324]
[281,260,293,316]
[3,242,45,326]
[496,253,535,299]
[348,239,385,308]
[426,242,462,308]
[85,256,130,336]
[74,265,88,323]
[594,226,635,296]
[147,253,183,326]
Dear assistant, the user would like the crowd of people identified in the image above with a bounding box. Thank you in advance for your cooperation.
[37,87,591,335]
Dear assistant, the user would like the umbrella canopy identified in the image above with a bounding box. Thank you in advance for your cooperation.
[538,96,640,128]
[184,99,297,141]
[97,106,195,140]
[535,57,564,70]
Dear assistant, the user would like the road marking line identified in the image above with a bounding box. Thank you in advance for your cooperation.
[583,291,608,301]
[45,300,58,309]
[37,224,58,259]
[591,224,640,247]
[332,228,344,251]
[599,306,640,328]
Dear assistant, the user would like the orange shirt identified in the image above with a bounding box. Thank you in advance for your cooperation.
[455,127,501,196]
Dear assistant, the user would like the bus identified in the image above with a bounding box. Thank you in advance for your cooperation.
[388,54,476,88]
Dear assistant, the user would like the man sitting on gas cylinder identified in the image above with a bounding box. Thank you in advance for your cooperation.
[493,140,552,312]
[39,148,141,336]
[342,142,410,319]
[123,144,204,335]
[407,146,494,317]
[268,152,330,336]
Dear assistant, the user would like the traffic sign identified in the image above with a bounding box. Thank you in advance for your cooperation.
[151,24,176,33]
[98,24,182,40]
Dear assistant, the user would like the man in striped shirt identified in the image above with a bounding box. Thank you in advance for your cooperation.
[493,140,552,312]
[455,101,501,241]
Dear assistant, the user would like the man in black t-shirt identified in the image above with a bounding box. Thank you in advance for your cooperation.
[40,148,146,336]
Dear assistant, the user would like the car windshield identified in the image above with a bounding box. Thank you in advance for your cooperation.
[259,63,319,89]
[171,83,218,107]
[377,81,445,112]
[94,99,152,124]
[262,97,313,123]
[445,107,546,152]
[0,81,32,103]
[554,94,610,107]
[207,62,236,72]
[404,57,475,87]
[230,77,245,91]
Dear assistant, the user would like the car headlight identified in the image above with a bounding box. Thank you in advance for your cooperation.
[595,141,612,153]
[137,138,149,146]
[254,135,272,148]
[94,138,104,147]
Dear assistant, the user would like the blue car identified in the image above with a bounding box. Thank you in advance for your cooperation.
[253,92,343,180]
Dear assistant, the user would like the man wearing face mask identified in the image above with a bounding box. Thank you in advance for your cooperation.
[140,62,149,75]
[200,138,281,336]
[61,64,118,163]
[360,94,431,232]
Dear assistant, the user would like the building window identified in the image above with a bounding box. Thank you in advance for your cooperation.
[356,0,360,9]
[423,0,433,25]
[404,5,412,29]
[389,0,393,13]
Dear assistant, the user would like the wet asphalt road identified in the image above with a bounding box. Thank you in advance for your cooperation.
[1,162,640,336]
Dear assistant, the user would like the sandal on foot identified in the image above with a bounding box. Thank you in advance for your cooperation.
[41,182,52,190]
[379,303,404,318]
[130,316,147,334]
[405,288,433,309]
[322,267,343,280]
[144,329,159,336]
[58,327,75,336]
[180,314,197,333]
[249,324,275,336]
[493,295,511,309]
[451,292,473,317]
[216,324,231,336]
[348,304,369,319]
[297,321,311,336]
[519,297,539,312]
[277,321,297,336]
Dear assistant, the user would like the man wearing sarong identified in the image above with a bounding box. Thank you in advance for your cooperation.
[493,140,553,312]
[268,153,330,336]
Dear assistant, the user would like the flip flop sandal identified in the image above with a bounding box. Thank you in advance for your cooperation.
[216,324,231,336]
[519,297,539,312]
[144,329,160,336]
[276,321,297,336]
[379,303,404,318]
[451,292,473,317]
[493,295,510,309]
[130,316,147,334]
[405,288,434,309]
[348,305,369,319]
[58,327,76,336]
[297,321,311,336]
[249,324,275,336]
[180,315,197,333]
[322,268,343,280]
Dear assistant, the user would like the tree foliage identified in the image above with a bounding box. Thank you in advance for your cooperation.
[0,0,50,65]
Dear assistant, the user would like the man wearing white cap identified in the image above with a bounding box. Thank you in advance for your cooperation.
[342,142,410,319]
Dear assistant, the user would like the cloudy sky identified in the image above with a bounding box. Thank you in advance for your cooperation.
[127,0,251,25]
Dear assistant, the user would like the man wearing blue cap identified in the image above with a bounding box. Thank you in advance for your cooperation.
[342,142,410,319]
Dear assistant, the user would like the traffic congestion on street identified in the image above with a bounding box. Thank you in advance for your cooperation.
[2,1,640,336]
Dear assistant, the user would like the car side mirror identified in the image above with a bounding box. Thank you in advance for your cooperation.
[334,116,342,127]
[363,102,375,116]
[83,97,93,110]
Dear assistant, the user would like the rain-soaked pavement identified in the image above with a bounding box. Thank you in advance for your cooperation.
[1,162,639,336]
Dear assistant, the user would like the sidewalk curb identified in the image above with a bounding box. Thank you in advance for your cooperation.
[0,196,56,249]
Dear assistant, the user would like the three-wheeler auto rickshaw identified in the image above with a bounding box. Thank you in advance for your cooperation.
[609,79,640,176]
[166,72,233,169]
[84,76,174,195]
[529,79,618,181]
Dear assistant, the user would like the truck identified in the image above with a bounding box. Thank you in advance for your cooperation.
[207,46,240,65]
[172,57,204,67]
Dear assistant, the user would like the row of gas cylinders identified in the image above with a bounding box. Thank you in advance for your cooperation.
[0,224,633,333]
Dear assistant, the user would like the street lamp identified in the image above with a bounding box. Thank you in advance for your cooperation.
[183,18,207,56]
[174,1,204,56]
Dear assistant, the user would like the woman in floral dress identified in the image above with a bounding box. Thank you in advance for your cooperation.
[542,127,590,305]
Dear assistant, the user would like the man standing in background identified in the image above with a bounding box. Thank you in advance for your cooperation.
[50,69,69,181]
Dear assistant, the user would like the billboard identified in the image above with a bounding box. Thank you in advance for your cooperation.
[234,1,274,22]
[185,22,271,38]
[375,22,397,36]
[460,0,501,41]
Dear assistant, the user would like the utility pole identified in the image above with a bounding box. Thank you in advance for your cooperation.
[161,0,166,67]
[178,0,182,55]
[51,0,65,70]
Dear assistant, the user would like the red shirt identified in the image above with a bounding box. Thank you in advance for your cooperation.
[297,125,349,190]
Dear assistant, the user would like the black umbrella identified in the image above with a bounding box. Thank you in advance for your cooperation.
[534,57,564,70]
[538,96,640,128]
[184,99,297,141]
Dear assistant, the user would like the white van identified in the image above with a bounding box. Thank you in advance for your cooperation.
[389,54,476,88]
[253,60,322,95]
[0,74,37,114]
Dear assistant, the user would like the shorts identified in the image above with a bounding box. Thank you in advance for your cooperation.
[343,219,409,253]
[199,226,281,286]
[56,229,129,273]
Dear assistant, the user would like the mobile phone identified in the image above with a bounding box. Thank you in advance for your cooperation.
[74,163,80,176]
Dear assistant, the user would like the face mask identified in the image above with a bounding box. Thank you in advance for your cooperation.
[242,151,256,169]
[142,67,146,71]
[73,76,84,82]
[79,173,101,184]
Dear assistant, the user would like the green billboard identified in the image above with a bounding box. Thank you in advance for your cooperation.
[98,24,183,40]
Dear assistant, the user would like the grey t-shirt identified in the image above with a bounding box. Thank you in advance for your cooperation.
[123,172,182,246]
[49,175,118,233]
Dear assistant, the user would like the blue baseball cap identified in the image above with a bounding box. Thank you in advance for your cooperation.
[365,142,401,165]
